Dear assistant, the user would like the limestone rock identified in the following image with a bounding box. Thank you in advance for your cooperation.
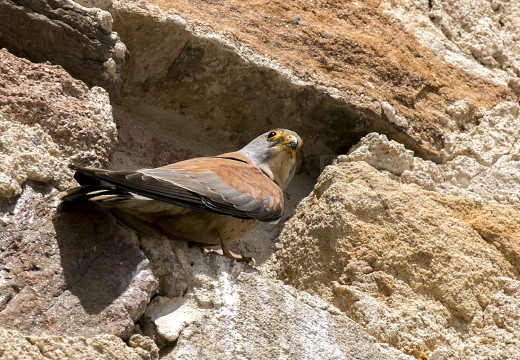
[74,0,113,10]
[0,49,117,199]
[402,101,520,206]
[111,0,392,173]
[109,0,418,172]
[128,334,160,360]
[0,50,157,339]
[0,0,127,93]
[340,133,414,176]
[337,110,520,208]
[1,0,520,359]
[0,182,157,338]
[0,328,154,360]
[272,158,520,359]
[385,0,520,92]
[462,278,520,358]
[135,236,413,360]
[115,0,516,166]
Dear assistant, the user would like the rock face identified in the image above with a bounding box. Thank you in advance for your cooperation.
[136,237,413,359]
[0,0,127,93]
[0,49,157,340]
[0,49,116,199]
[272,134,520,359]
[385,0,520,91]
[0,328,158,360]
[108,0,463,173]
[1,0,520,359]
[120,0,516,162]
[0,185,157,339]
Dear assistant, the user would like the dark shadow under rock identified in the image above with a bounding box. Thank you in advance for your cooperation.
[0,182,156,338]
[54,201,151,315]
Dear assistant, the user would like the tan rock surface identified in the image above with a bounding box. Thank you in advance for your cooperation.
[0,328,157,360]
[0,33,411,359]
[271,156,520,359]
[1,0,520,358]
[135,236,413,360]
[131,0,516,159]
[385,0,520,90]
[110,0,382,174]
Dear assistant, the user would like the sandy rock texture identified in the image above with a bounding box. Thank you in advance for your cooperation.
[348,103,520,207]
[135,237,413,360]
[403,101,520,206]
[272,135,520,359]
[385,0,520,91]
[124,0,516,162]
[0,49,117,199]
[0,328,158,360]
[106,0,454,174]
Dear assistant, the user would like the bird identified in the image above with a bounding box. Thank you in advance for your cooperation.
[59,129,302,263]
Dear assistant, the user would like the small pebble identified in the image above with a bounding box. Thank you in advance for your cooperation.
[32,136,42,146]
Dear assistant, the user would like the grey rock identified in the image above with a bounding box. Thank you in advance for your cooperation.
[0,182,157,338]
[0,0,127,93]
[0,48,117,199]
[136,236,413,360]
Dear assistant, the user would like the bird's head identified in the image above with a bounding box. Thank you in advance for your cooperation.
[239,129,303,189]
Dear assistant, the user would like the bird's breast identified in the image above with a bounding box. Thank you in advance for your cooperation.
[155,211,259,245]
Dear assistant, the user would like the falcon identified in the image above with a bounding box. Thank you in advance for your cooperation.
[59,129,302,263]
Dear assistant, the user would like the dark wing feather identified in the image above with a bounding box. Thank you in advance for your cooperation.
[71,153,284,221]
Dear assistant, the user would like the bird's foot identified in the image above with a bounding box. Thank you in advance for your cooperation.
[222,246,256,266]
[201,247,222,255]
[202,246,256,266]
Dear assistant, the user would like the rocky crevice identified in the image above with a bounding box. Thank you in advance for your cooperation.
[0,0,520,359]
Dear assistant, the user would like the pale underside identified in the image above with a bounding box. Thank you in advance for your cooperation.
[100,197,259,245]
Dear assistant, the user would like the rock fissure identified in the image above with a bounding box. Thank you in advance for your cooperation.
[65,246,110,292]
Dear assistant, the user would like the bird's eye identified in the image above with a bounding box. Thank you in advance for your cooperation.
[266,130,278,140]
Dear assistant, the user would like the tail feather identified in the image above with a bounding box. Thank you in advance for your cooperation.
[60,165,142,204]
[58,185,132,202]
[70,165,110,186]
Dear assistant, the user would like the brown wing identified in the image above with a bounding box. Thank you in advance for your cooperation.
[71,152,284,221]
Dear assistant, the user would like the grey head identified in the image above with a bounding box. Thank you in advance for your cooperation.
[238,129,303,189]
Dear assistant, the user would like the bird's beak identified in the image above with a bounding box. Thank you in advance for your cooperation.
[285,137,299,150]
[281,135,300,156]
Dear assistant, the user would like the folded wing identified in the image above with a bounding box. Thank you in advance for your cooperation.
[71,153,284,221]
